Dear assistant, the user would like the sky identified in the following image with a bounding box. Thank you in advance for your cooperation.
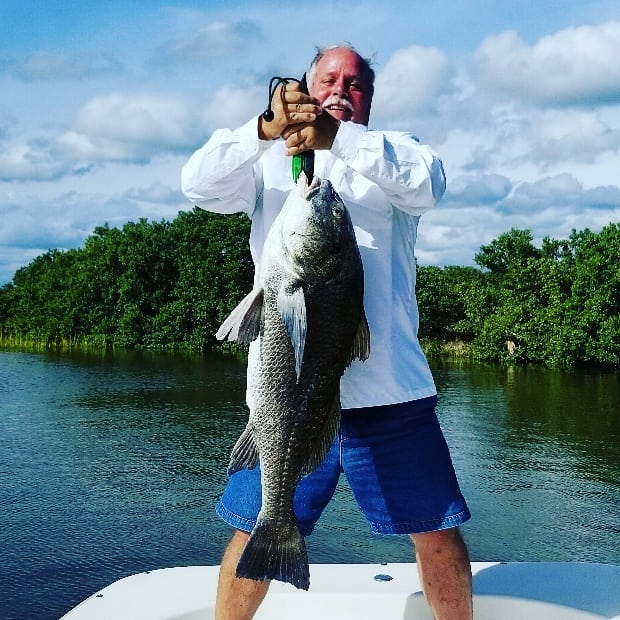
[1,0,620,284]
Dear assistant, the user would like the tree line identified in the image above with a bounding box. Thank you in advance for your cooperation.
[0,210,253,353]
[1,211,618,369]
[416,224,619,367]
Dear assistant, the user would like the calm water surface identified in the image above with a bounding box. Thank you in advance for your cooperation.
[1,350,618,619]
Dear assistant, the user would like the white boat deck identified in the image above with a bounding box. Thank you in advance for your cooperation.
[61,561,620,619]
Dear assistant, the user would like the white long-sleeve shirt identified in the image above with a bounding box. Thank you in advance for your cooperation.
[181,116,446,408]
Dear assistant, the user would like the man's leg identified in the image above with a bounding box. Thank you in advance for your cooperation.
[410,527,473,620]
[214,441,341,619]
[215,529,270,620]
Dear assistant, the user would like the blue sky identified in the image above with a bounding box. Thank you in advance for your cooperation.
[1,0,620,284]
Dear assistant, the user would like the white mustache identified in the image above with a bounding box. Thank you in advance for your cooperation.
[322,96,354,112]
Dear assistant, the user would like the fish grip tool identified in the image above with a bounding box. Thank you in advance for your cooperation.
[262,75,315,183]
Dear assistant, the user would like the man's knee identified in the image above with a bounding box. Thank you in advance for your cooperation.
[231,529,251,546]
[222,529,251,561]
[409,527,468,556]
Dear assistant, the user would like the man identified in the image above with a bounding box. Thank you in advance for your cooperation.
[181,44,472,620]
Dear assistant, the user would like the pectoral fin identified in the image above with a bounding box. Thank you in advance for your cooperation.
[348,310,371,364]
[277,284,307,382]
[216,288,264,343]
[228,423,259,475]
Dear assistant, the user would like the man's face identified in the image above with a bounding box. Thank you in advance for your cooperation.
[308,48,372,125]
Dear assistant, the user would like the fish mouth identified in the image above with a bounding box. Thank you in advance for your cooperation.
[289,229,323,241]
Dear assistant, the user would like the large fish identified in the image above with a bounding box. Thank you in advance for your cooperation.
[216,173,370,590]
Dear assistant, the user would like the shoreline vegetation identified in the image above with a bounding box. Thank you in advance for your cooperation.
[0,337,472,368]
[0,334,472,362]
[1,211,618,369]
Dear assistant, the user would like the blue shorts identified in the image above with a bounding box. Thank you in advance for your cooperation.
[216,396,471,536]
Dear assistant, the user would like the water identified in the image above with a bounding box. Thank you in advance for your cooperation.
[1,350,618,619]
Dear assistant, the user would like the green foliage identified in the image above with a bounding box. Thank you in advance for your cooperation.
[474,228,541,275]
[0,209,252,353]
[416,224,619,368]
[1,214,618,369]
[416,265,483,340]
[464,225,620,368]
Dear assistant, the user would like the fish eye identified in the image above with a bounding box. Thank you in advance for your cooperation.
[332,206,344,218]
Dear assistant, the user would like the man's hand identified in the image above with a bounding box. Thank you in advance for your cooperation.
[258,82,323,141]
[281,111,340,155]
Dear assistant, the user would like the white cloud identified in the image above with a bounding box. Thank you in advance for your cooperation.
[523,108,620,166]
[0,51,122,81]
[503,174,620,213]
[372,45,455,120]
[504,174,584,212]
[0,185,166,248]
[0,132,86,182]
[0,191,95,248]
[444,171,620,215]
[155,19,261,65]
[201,84,263,133]
[3,4,620,286]
[473,21,620,106]
[417,205,500,266]
[123,182,181,205]
[0,246,43,284]
[0,83,264,186]
[438,99,620,186]
[0,110,18,140]
[72,92,198,150]
[418,171,620,266]
[446,174,513,204]
[0,178,186,284]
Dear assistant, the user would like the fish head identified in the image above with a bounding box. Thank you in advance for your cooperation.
[280,173,358,278]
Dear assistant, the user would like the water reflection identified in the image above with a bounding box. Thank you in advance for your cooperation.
[431,361,619,565]
[1,351,618,620]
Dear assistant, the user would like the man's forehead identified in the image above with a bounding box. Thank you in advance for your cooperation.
[316,49,366,77]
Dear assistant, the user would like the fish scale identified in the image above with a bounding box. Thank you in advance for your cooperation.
[216,173,370,590]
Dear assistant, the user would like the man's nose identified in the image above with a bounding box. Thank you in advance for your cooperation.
[332,77,348,98]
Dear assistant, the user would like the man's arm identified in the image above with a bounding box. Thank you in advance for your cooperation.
[280,110,445,215]
[181,83,323,214]
[180,117,267,215]
[330,122,446,215]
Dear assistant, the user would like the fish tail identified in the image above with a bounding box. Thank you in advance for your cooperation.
[236,519,310,590]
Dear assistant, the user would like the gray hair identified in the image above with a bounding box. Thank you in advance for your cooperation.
[306,44,375,96]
